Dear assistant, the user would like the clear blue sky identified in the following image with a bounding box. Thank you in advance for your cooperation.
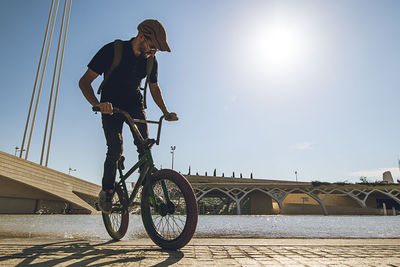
[1,0,399,185]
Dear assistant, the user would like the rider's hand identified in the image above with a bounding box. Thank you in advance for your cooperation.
[98,102,113,115]
[164,112,178,121]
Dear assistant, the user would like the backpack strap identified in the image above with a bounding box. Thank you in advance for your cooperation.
[141,55,155,109]
[97,39,123,94]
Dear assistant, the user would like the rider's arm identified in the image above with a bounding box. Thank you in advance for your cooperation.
[149,82,178,121]
[79,68,113,114]
[79,68,100,106]
[149,82,168,114]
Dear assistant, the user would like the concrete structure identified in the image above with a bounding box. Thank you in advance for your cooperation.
[2,149,400,215]
[0,151,100,214]
[187,175,400,215]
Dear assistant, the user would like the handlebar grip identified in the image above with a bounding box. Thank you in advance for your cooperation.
[92,106,100,112]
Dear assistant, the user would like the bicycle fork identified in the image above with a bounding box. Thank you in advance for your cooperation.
[147,178,175,216]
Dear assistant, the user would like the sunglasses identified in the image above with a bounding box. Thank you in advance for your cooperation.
[144,35,158,52]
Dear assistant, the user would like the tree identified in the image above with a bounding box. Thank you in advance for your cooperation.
[213,169,216,176]
[188,165,191,175]
[359,176,370,183]
[250,173,253,179]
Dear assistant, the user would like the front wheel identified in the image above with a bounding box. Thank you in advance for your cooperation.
[141,169,198,250]
[102,183,129,240]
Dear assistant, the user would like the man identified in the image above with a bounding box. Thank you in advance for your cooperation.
[79,19,178,213]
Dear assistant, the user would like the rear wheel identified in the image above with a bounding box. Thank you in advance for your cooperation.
[102,183,129,240]
[141,169,198,250]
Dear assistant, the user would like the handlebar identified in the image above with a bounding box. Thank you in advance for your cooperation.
[92,106,165,146]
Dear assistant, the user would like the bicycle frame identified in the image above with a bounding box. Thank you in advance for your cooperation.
[92,106,166,212]
[117,149,154,210]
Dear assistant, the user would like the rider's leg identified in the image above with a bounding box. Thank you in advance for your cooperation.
[101,113,124,191]
[129,108,149,169]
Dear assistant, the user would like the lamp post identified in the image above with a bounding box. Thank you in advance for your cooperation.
[295,171,298,182]
[170,146,176,170]
[68,167,76,175]
[14,146,25,156]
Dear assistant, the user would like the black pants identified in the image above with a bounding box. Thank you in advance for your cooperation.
[101,109,148,190]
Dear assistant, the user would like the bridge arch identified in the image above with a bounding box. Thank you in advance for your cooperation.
[324,189,366,214]
[364,189,400,211]
[196,188,238,215]
[239,188,280,215]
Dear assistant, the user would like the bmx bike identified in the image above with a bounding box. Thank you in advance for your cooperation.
[92,106,198,250]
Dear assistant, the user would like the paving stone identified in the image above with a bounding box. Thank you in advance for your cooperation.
[0,238,400,266]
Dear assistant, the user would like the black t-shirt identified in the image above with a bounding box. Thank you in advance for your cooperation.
[88,38,158,110]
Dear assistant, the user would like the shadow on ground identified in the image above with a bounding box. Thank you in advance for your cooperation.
[0,239,184,266]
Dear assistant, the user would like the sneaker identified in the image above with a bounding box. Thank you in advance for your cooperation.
[98,190,113,214]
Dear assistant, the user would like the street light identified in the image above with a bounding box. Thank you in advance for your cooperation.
[170,146,176,170]
[68,167,76,175]
[295,171,298,182]
[14,146,25,156]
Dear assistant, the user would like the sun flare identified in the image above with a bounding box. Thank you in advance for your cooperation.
[261,25,300,67]
[242,18,311,78]
[260,23,305,71]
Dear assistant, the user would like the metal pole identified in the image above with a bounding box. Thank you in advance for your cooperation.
[170,146,176,170]
[20,0,55,158]
[41,0,68,165]
[25,0,60,160]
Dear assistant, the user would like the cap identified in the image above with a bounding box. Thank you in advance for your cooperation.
[137,19,171,52]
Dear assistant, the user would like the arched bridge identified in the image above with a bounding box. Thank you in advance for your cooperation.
[186,175,400,215]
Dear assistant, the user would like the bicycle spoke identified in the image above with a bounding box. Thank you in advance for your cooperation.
[155,216,163,230]
[170,215,183,232]
[167,216,173,239]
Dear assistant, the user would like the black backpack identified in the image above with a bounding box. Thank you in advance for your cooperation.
[97,39,154,109]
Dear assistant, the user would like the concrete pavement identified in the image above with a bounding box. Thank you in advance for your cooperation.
[0,238,399,266]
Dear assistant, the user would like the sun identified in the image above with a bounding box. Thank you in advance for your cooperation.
[242,19,310,78]
[262,24,300,68]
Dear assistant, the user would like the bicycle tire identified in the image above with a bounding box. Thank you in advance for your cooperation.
[102,183,129,240]
[141,169,198,250]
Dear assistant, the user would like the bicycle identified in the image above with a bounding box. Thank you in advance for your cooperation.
[92,106,198,250]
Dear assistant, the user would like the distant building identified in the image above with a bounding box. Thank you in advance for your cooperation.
[383,171,394,183]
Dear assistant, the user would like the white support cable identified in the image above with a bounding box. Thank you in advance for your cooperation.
[20,0,55,158]
[45,0,72,167]
[41,0,68,165]
[25,0,60,160]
